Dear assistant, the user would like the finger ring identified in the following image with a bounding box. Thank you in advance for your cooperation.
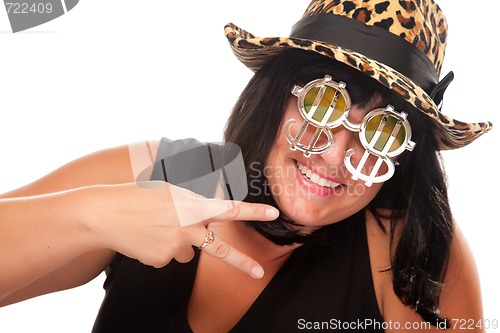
[198,230,215,249]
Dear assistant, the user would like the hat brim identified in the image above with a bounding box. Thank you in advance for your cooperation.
[224,23,492,150]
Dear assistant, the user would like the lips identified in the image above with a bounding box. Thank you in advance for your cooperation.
[296,161,342,189]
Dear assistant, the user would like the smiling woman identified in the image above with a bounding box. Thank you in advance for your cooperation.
[0,0,498,332]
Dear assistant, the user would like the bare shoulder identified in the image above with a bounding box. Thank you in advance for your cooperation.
[437,223,484,328]
[364,210,394,316]
[366,214,485,332]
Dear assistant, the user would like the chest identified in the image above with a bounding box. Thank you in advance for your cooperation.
[187,252,283,333]
[94,222,385,333]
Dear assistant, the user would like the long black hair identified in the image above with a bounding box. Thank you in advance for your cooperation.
[223,49,453,325]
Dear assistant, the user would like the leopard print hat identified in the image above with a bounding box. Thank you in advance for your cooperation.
[224,0,493,150]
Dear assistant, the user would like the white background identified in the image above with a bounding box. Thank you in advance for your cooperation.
[0,1,498,331]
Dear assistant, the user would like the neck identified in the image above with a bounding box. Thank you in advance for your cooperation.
[208,220,300,266]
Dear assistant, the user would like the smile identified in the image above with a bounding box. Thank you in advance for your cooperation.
[296,161,341,189]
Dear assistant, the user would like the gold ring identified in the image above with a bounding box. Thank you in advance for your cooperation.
[198,230,215,249]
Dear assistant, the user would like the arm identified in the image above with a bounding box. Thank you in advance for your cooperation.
[0,140,278,306]
[0,142,147,305]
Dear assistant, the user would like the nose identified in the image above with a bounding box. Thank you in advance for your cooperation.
[317,126,354,166]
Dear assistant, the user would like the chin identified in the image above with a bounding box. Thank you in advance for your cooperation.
[276,196,340,227]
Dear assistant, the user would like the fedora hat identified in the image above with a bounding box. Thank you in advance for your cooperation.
[224,0,492,150]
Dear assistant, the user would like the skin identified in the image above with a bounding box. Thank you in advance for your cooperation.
[0,144,278,303]
[265,95,385,228]
[0,95,484,332]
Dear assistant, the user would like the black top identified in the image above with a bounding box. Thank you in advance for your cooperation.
[91,138,384,333]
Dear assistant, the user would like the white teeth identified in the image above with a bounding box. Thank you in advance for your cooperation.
[310,173,320,183]
[296,161,341,188]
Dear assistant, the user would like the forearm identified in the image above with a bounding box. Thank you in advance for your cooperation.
[0,188,99,296]
[0,143,157,301]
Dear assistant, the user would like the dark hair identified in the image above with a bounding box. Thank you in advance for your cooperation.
[223,49,453,325]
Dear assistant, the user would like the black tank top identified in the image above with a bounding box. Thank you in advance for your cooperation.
[91,138,384,333]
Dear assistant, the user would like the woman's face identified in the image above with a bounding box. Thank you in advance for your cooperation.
[264,94,386,227]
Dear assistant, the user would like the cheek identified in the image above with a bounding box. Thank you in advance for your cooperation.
[264,152,295,190]
[344,146,396,186]
[356,182,383,204]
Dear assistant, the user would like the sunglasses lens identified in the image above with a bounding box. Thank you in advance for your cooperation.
[365,114,406,153]
[303,86,346,126]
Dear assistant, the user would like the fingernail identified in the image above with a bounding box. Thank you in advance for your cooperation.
[251,266,264,279]
[266,208,279,219]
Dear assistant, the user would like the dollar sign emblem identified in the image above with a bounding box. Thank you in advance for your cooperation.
[344,106,415,187]
[284,75,354,157]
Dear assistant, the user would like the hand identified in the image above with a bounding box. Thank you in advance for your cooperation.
[83,181,279,279]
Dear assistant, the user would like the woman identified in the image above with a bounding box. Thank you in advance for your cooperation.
[0,0,492,332]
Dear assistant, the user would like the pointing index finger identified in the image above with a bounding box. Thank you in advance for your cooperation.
[179,199,279,227]
[211,200,280,222]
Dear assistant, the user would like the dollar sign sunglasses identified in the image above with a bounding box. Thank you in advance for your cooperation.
[284,75,415,187]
